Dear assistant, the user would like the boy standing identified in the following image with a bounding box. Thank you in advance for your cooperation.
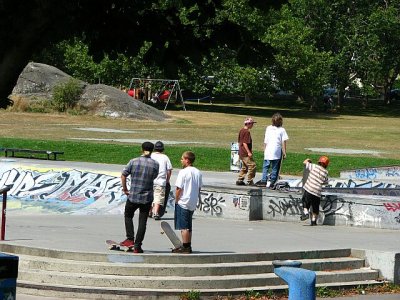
[257,113,289,189]
[236,117,257,186]
[300,156,329,226]
[150,141,173,220]
[120,142,159,253]
[173,151,202,253]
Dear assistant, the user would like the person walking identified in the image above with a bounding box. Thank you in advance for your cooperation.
[120,141,159,253]
[256,113,289,189]
[236,117,257,186]
[150,141,173,220]
[173,151,202,253]
[300,156,329,226]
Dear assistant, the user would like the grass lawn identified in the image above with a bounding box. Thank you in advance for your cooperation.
[1,98,399,177]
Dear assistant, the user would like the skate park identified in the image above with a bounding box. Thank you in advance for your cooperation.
[0,157,399,299]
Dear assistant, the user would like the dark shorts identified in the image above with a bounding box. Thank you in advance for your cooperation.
[302,190,321,214]
[174,204,194,231]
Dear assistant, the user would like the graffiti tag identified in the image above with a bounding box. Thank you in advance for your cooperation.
[383,202,400,212]
[197,192,225,216]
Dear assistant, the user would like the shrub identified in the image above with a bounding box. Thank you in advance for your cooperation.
[7,96,52,113]
[52,78,82,112]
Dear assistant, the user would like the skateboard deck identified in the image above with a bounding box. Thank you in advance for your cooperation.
[160,221,182,249]
[302,165,310,188]
[106,239,134,252]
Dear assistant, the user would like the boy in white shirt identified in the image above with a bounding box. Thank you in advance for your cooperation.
[173,151,202,253]
[257,113,289,189]
[150,141,173,220]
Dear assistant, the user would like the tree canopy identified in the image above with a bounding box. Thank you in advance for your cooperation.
[1,0,400,108]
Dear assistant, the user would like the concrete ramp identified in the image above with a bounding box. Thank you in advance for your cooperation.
[340,166,400,183]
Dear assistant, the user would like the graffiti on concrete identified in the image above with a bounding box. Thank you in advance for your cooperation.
[286,178,400,190]
[340,166,400,181]
[264,192,400,228]
[325,188,400,197]
[197,192,225,216]
[0,168,125,214]
[395,214,400,223]
[266,194,302,217]
[383,202,400,212]
[327,179,400,189]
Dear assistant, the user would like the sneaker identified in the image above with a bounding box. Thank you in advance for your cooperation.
[133,247,144,253]
[120,239,134,248]
[300,213,309,221]
[171,246,192,254]
[246,181,256,186]
[311,220,317,226]
[255,180,267,187]
[154,214,161,220]
[269,184,276,190]
[236,180,245,186]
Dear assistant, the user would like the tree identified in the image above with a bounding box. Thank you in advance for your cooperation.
[352,1,400,104]
[264,3,333,109]
[1,0,288,108]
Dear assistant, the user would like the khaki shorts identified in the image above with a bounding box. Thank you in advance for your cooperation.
[153,185,166,206]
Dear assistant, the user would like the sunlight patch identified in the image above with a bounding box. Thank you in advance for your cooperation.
[305,147,383,155]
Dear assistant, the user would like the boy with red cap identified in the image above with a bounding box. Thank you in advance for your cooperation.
[236,117,257,186]
[300,156,329,226]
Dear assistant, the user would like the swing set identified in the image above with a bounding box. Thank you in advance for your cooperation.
[127,78,186,111]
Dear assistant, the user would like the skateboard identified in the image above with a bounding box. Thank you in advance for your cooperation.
[302,165,310,189]
[106,239,134,252]
[160,221,182,249]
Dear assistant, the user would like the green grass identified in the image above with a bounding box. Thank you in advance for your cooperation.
[1,137,399,177]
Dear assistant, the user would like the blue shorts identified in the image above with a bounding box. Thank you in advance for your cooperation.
[174,204,194,231]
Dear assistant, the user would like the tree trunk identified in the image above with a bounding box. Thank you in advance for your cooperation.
[337,91,342,108]
[244,93,251,104]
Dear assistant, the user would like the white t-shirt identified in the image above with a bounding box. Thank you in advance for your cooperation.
[175,166,203,211]
[264,125,289,160]
[150,152,173,186]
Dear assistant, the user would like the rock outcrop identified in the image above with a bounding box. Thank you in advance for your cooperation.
[11,62,166,121]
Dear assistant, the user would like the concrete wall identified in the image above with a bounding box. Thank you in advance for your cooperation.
[196,185,262,221]
[262,190,400,230]
[1,165,399,229]
[352,249,400,284]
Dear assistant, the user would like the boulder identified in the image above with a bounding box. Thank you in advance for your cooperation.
[11,62,166,121]
[81,84,166,121]
[12,62,85,98]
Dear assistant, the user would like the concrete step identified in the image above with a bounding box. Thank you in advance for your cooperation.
[18,268,379,289]
[1,244,383,298]
[17,254,365,276]
[0,243,352,263]
[17,279,385,300]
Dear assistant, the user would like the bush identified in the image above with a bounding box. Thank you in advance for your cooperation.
[52,78,82,112]
[7,96,52,113]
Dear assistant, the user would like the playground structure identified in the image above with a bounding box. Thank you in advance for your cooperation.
[184,76,215,104]
[127,78,186,111]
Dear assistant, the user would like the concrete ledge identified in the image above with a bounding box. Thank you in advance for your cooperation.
[196,185,262,220]
[352,249,400,284]
[262,190,400,230]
